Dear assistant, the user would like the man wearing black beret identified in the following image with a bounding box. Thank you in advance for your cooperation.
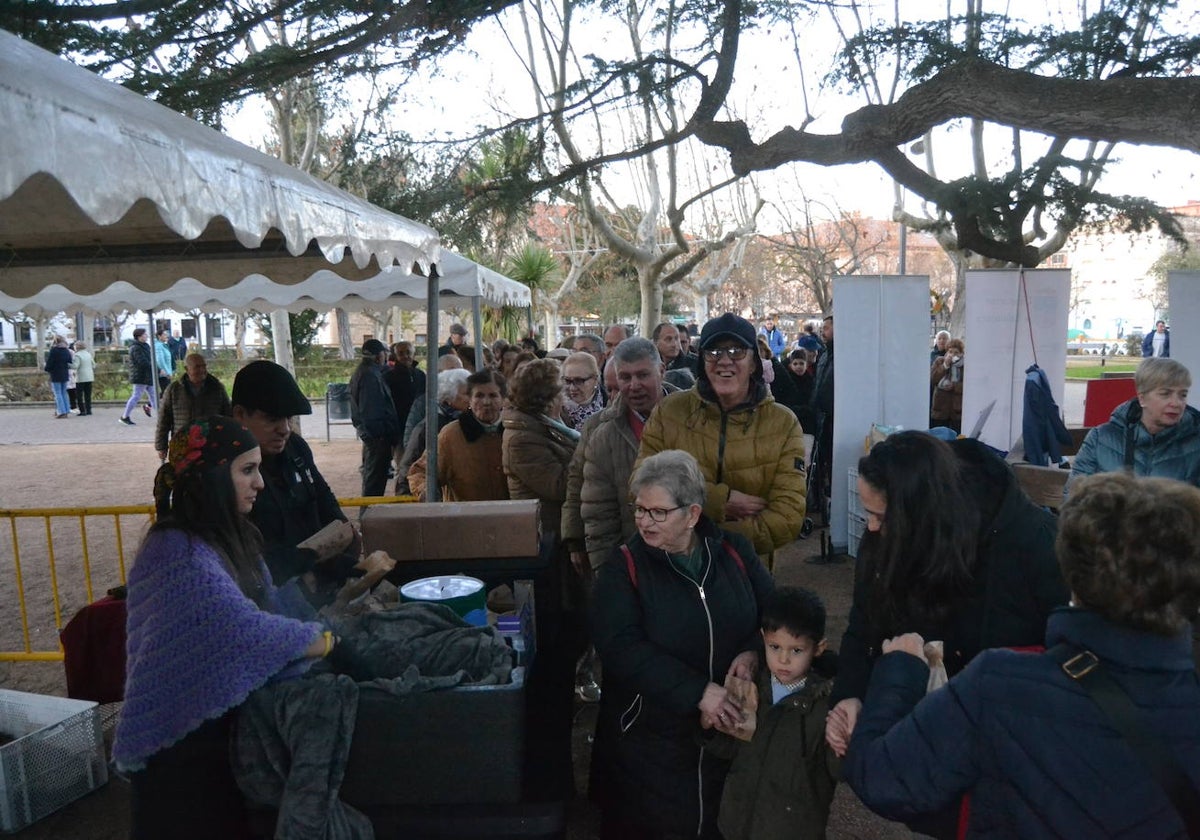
[232,360,359,604]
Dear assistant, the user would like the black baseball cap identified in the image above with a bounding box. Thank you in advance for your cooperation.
[698,313,757,350]
[362,338,387,356]
[231,360,312,417]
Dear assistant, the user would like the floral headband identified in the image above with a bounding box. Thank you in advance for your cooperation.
[166,416,258,476]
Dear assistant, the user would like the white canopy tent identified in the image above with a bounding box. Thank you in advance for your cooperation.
[0,31,532,499]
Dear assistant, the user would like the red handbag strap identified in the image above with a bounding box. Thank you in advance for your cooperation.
[620,544,637,588]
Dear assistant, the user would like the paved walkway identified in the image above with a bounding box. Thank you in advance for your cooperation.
[0,401,360,446]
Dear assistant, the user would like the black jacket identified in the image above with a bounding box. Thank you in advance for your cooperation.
[349,359,400,443]
[832,446,1067,706]
[590,517,773,836]
[811,339,834,418]
[251,435,356,596]
[44,345,72,383]
[382,364,425,438]
[127,341,152,386]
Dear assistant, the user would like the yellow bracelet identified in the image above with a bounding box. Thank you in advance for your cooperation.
[322,630,334,658]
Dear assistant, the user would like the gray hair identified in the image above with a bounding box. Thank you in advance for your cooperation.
[1136,357,1191,395]
[935,330,951,341]
[663,368,695,390]
[575,333,604,355]
[630,450,706,509]
[612,337,661,371]
[437,368,471,403]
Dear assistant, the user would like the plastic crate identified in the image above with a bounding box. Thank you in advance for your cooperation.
[847,467,863,518]
[0,690,107,833]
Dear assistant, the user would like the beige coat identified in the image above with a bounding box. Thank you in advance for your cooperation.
[561,395,641,569]
[407,413,508,502]
[501,407,578,535]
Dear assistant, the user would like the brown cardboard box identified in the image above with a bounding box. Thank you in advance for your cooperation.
[361,499,541,562]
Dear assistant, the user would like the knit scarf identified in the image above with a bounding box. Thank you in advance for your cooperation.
[113,529,322,772]
[541,413,582,442]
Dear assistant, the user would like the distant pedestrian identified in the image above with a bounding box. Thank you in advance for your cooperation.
[167,330,189,364]
[154,329,174,396]
[795,320,823,354]
[70,341,95,416]
[66,342,79,413]
[119,328,156,426]
[1142,319,1170,358]
[759,315,786,359]
[44,336,72,418]
[155,354,232,461]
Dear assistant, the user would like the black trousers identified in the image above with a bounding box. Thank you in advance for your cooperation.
[129,713,253,840]
[76,382,93,414]
[360,436,394,496]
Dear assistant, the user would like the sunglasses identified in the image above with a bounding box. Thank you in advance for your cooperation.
[702,346,750,362]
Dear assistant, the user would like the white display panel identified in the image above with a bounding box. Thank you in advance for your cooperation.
[962,269,1070,452]
[1167,270,1200,382]
[829,275,931,550]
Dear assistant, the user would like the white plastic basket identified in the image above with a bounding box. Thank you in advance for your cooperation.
[0,690,107,832]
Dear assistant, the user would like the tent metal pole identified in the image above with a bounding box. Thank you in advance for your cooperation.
[425,268,441,503]
[471,297,484,372]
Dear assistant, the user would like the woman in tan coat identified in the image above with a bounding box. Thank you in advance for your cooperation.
[502,359,579,533]
[407,369,508,501]
[501,358,583,800]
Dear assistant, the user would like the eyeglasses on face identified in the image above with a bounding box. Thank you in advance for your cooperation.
[630,504,684,522]
[563,376,596,387]
[702,346,749,362]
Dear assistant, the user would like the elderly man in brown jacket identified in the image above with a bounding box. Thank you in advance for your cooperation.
[154,353,232,460]
[562,337,677,574]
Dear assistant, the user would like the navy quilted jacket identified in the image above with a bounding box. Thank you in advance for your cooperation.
[846,608,1200,839]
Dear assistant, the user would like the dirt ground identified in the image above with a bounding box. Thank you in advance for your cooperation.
[0,438,910,839]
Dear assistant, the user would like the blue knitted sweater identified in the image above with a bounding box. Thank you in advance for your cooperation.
[113,529,322,771]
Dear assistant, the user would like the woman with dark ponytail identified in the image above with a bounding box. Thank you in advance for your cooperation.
[114,416,334,839]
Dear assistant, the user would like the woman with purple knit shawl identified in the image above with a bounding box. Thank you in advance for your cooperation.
[113,416,333,839]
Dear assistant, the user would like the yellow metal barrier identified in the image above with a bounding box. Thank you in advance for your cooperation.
[0,496,415,662]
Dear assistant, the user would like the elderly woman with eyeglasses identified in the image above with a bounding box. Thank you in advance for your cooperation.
[560,351,606,429]
[590,449,773,839]
[638,313,806,560]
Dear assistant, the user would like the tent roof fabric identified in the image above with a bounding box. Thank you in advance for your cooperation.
[0,256,530,318]
[0,29,441,298]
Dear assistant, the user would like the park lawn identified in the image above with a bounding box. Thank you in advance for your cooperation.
[1065,362,1140,379]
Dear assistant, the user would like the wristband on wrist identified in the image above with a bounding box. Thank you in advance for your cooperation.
[322,630,334,657]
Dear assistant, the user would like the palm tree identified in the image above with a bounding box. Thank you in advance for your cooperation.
[488,243,559,344]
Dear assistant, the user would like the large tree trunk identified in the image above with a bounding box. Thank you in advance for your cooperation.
[335,308,353,359]
[639,271,664,335]
[949,258,968,339]
[542,302,559,350]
